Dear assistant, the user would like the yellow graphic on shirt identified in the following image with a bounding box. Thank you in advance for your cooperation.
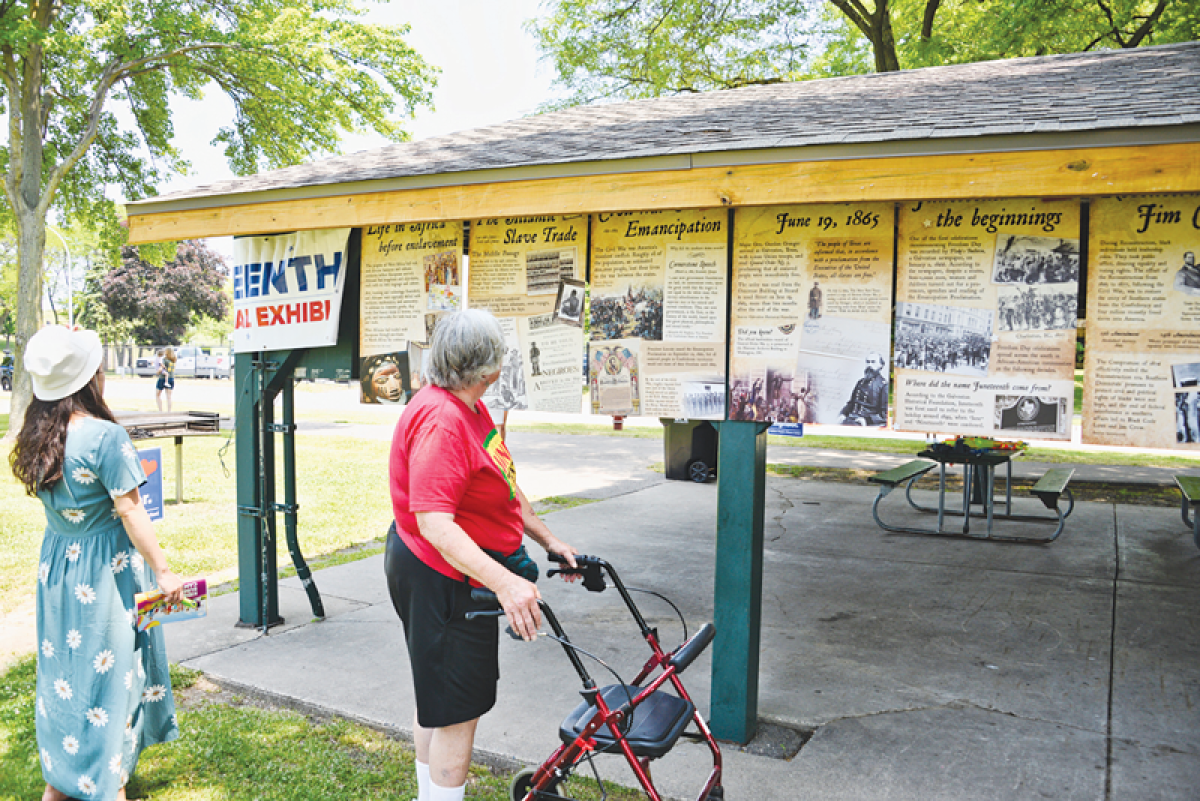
[484,430,517,500]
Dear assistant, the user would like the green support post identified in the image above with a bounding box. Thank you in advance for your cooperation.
[234,354,282,629]
[710,420,769,744]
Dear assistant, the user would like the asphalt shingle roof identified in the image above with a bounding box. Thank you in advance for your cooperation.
[142,41,1200,206]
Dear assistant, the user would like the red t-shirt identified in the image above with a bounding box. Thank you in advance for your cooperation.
[390,385,523,581]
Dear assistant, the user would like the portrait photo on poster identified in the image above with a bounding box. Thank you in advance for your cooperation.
[992,234,1080,285]
[1174,251,1200,296]
[839,351,889,427]
[360,352,411,405]
[554,278,586,327]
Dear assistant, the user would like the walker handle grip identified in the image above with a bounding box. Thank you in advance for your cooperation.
[466,588,524,639]
[669,622,716,674]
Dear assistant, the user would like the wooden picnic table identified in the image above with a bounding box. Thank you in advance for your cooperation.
[114,411,222,503]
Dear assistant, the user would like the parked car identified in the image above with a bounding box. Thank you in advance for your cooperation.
[133,345,232,380]
[133,347,160,378]
[175,345,232,379]
[1,349,12,391]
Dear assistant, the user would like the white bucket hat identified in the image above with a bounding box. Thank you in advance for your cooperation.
[24,325,104,401]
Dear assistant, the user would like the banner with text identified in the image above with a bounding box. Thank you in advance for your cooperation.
[730,203,894,425]
[894,199,1080,439]
[590,209,727,418]
[233,228,352,353]
[1084,195,1200,449]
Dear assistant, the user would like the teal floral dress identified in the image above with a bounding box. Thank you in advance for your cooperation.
[34,417,178,799]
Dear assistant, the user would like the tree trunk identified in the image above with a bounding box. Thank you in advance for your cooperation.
[5,35,49,441]
[8,210,46,439]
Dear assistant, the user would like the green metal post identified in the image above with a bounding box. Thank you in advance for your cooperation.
[710,420,769,744]
[282,379,324,618]
[234,354,282,628]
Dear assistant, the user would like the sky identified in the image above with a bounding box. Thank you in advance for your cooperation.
[155,0,557,251]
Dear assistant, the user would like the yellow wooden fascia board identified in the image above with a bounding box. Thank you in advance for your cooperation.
[125,142,1200,245]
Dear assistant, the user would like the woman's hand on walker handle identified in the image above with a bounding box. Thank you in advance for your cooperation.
[496,572,542,641]
[544,535,580,580]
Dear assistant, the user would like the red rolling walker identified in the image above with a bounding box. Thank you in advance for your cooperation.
[471,554,723,801]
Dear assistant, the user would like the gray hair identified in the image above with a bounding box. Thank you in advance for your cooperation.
[423,309,506,390]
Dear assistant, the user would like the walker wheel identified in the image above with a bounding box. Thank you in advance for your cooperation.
[510,767,560,801]
[688,459,711,483]
[704,786,725,801]
[510,768,536,801]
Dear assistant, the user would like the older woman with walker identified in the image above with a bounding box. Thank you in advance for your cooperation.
[10,326,184,801]
[385,309,578,801]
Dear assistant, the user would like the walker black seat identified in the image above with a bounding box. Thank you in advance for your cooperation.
[559,685,694,759]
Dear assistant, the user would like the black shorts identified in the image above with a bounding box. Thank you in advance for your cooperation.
[384,526,499,728]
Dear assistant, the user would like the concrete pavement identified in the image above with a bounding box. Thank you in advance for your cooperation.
[165,428,1200,801]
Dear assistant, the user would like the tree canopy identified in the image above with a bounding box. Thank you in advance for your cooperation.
[1,0,437,433]
[101,240,229,345]
[530,0,1199,106]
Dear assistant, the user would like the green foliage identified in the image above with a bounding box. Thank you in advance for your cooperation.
[102,240,230,344]
[529,0,822,107]
[531,0,1199,103]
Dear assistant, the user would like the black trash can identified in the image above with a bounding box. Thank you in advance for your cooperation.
[661,419,719,483]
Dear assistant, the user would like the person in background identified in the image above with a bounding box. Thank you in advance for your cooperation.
[155,347,176,412]
[10,326,185,801]
[385,309,578,801]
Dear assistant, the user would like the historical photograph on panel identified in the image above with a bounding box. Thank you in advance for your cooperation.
[526,248,577,295]
[481,317,528,412]
[1178,392,1200,444]
[588,340,640,416]
[994,395,1069,435]
[894,303,993,376]
[996,285,1078,332]
[590,285,664,341]
[837,351,889,427]
[1172,362,1200,388]
[729,368,803,422]
[1173,251,1200,296]
[423,250,461,311]
[360,352,411,405]
[553,278,586,327]
[681,380,727,419]
[992,235,1080,284]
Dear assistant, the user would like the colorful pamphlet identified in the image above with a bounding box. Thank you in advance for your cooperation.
[135,578,208,631]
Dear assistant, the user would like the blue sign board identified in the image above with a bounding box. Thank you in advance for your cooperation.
[138,446,164,522]
[767,422,804,438]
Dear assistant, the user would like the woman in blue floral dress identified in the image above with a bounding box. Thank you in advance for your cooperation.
[11,326,184,801]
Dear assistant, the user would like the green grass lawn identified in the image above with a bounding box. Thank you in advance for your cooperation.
[0,432,393,617]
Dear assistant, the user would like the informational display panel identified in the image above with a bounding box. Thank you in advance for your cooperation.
[1084,195,1200,449]
[588,209,728,417]
[893,199,1080,439]
[356,222,463,404]
[730,203,894,425]
[232,228,352,353]
[470,215,588,414]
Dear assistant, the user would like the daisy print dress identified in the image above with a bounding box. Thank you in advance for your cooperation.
[34,417,178,799]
